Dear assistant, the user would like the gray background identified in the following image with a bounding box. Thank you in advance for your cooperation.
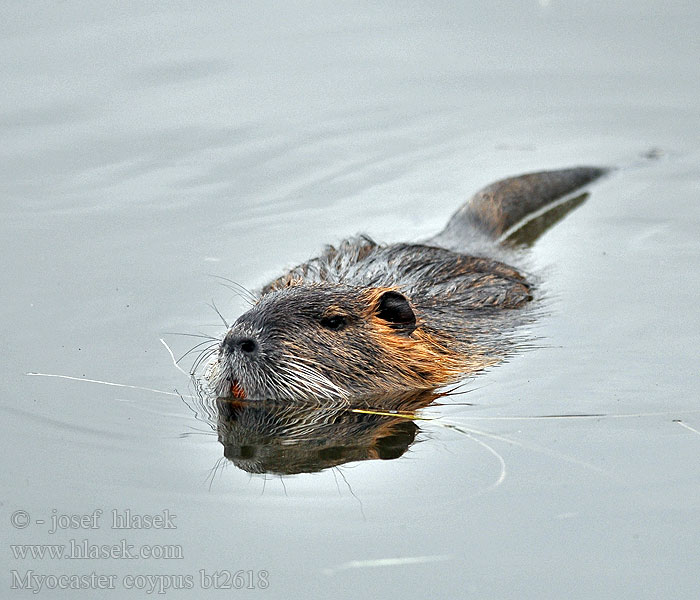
[1,1,699,598]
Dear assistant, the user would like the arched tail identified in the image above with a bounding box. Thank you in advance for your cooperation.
[434,166,608,245]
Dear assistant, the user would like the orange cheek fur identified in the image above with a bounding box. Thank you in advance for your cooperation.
[357,288,491,388]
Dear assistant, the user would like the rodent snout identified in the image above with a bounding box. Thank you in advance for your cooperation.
[223,331,259,356]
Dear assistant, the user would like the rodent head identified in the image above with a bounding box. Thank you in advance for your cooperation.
[207,283,472,400]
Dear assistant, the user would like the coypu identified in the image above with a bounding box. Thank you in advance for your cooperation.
[205,167,606,400]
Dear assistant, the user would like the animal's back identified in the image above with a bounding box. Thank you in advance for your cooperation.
[263,166,606,307]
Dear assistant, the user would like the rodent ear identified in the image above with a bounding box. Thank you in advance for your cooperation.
[375,291,416,334]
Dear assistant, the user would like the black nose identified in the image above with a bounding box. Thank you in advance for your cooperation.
[223,332,259,355]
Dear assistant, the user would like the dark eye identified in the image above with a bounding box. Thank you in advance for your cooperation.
[320,315,347,331]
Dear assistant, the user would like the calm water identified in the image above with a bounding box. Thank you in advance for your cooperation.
[2,2,699,598]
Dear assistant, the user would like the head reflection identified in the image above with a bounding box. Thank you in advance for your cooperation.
[215,391,440,475]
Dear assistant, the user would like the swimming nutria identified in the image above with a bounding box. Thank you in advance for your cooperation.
[206,167,606,400]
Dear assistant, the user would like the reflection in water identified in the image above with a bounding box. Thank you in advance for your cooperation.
[503,193,589,248]
[212,391,440,475]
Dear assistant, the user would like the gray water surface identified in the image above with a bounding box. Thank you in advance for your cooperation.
[2,2,699,599]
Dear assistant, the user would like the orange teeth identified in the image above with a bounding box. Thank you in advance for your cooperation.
[230,380,246,399]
